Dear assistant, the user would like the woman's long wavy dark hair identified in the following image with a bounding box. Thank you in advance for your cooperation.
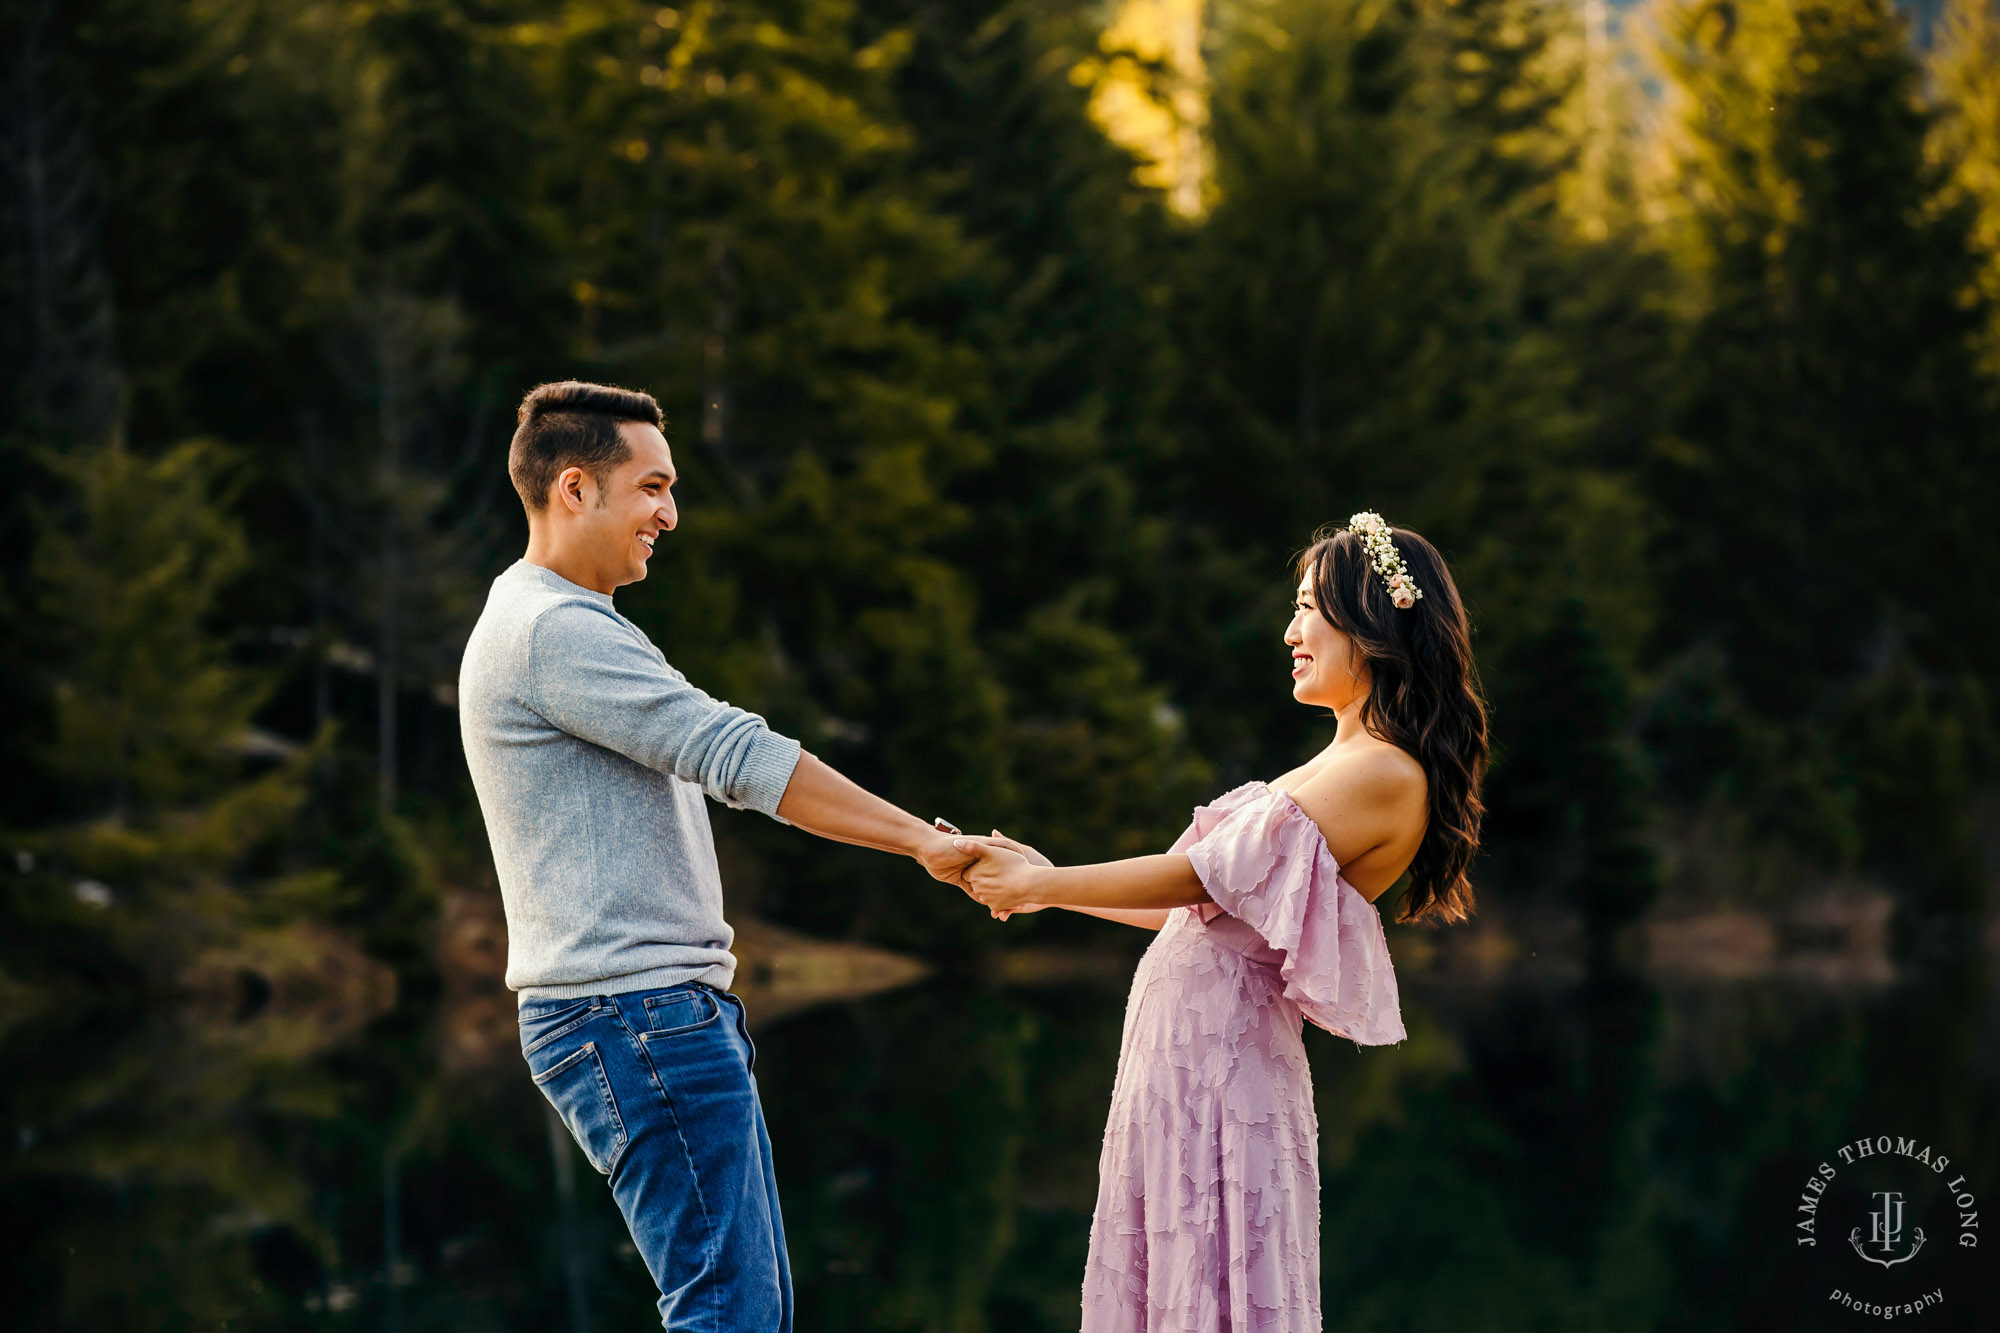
[1298,521,1489,925]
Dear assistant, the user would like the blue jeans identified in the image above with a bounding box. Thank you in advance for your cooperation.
[518,983,792,1332]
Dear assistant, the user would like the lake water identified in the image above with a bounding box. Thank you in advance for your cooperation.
[5,953,1995,1332]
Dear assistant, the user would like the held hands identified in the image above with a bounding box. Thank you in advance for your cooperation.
[953,829,1053,920]
[914,828,979,889]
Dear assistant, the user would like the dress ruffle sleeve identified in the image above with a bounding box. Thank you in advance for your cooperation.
[1178,783,1407,1046]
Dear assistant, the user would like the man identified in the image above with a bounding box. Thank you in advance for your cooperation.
[459,380,973,1331]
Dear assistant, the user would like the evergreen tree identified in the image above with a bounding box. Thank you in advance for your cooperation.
[22,0,535,955]
[1648,0,1999,919]
[1485,600,1656,954]
[1931,0,2000,373]
[5,436,342,986]
[217,0,551,821]
[1166,0,1656,928]
[517,0,1041,947]
[869,0,1216,866]
[8,0,1993,972]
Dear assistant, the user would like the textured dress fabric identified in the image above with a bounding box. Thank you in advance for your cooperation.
[1081,781,1407,1333]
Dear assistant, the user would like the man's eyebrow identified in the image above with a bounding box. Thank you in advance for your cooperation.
[637,468,676,486]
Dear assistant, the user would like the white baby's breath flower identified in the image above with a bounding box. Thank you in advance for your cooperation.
[1348,510,1422,611]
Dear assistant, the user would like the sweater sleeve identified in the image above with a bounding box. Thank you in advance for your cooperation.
[1183,787,1406,1045]
[525,601,802,817]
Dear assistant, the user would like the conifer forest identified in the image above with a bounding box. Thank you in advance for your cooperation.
[3,2,1999,1330]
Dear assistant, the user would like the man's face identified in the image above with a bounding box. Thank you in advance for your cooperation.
[575,421,678,588]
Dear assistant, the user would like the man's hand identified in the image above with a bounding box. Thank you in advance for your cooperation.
[914,828,978,889]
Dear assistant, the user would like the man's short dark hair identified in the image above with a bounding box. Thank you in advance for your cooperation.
[509,380,664,512]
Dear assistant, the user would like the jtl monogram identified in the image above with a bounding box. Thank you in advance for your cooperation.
[1851,1191,1926,1268]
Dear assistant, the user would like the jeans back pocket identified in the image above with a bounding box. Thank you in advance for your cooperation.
[532,1042,628,1175]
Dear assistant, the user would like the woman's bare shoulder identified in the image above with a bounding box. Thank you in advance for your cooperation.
[1283,740,1427,863]
[1293,740,1423,803]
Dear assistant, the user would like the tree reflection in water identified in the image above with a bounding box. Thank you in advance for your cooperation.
[3,959,1995,1332]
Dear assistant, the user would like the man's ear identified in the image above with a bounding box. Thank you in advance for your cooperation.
[554,465,589,515]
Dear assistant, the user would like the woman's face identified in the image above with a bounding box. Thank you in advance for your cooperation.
[1286,574,1368,710]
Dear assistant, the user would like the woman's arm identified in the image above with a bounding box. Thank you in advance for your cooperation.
[957,841,1210,915]
[1066,905,1176,931]
[972,832,1173,930]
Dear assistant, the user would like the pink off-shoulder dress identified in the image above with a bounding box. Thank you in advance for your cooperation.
[1081,781,1407,1333]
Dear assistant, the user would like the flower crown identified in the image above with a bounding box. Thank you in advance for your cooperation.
[1349,511,1423,609]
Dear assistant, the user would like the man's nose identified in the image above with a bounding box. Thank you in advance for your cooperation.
[659,498,678,530]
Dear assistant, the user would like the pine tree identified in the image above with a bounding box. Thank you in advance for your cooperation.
[864,0,1216,867]
[243,0,550,820]
[7,436,342,984]
[1163,0,1658,931]
[1931,0,2000,373]
[1485,600,1656,954]
[516,0,1034,946]
[16,0,541,960]
[1648,0,1999,917]
[0,0,122,444]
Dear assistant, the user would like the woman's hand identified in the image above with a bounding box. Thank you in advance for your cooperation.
[985,829,1052,868]
[981,830,1050,920]
[953,836,1049,916]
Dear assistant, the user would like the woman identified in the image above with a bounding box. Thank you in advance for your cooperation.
[957,513,1487,1332]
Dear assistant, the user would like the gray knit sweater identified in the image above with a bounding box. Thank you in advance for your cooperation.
[459,561,802,1000]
